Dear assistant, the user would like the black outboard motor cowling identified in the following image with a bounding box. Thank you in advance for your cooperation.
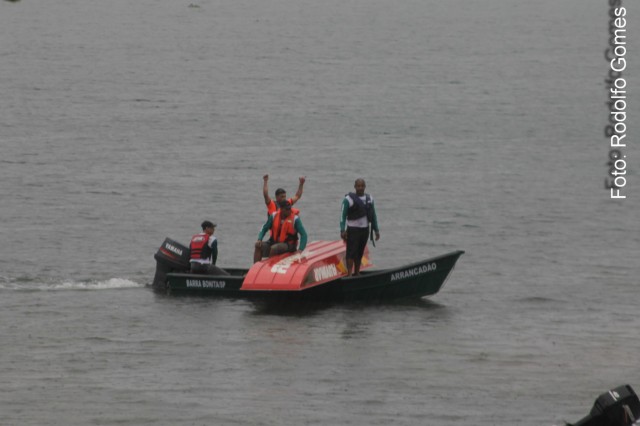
[571,385,640,426]
[152,238,191,290]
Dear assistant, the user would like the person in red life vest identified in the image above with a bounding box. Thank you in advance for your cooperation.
[262,174,305,216]
[190,221,229,275]
[340,178,380,276]
[253,200,308,262]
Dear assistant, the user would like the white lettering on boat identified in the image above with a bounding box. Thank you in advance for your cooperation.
[270,250,314,274]
[390,263,437,282]
[164,243,183,256]
[185,279,226,289]
[313,264,338,282]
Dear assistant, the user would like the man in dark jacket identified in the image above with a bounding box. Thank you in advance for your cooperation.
[340,178,380,276]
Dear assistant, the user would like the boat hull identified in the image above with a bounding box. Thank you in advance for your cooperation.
[163,250,464,302]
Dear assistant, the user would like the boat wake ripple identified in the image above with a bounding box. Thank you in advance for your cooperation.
[0,278,143,291]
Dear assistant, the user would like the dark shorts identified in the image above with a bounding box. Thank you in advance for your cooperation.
[346,226,369,262]
[261,241,296,258]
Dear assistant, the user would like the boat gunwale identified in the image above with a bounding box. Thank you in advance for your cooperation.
[340,249,465,281]
[166,250,465,286]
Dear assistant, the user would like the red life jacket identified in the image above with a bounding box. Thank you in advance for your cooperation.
[270,210,298,246]
[189,233,212,261]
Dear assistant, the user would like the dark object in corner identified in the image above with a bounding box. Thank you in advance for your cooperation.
[570,385,640,426]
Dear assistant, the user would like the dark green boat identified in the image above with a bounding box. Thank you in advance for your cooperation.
[152,239,464,302]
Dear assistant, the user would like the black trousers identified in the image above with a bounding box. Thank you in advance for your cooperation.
[346,226,369,262]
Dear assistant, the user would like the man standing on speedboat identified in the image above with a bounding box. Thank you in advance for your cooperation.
[340,178,380,276]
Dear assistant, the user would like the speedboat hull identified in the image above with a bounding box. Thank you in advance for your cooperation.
[152,238,464,302]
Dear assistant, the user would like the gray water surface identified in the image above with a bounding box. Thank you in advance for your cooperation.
[1,0,639,425]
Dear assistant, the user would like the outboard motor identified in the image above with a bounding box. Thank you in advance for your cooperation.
[152,238,191,291]
[570,385,640,426]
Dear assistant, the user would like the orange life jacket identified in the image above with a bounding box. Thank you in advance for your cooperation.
[270,210,298,246]
[267,198,300,216]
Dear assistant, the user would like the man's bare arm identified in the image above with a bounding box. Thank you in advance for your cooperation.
[291,176,306,203]
[263,174,271,205]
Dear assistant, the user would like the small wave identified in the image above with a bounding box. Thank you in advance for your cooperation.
[0,278,143,292]
[52,278,142,291]
[515,296,559,304]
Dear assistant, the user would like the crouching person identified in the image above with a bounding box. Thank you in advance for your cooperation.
[190,221,230,275]
[254,200,307,263]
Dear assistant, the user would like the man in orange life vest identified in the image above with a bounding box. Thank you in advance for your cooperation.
[263,174,305,216]
[254,200,308,262]
[189,221,229,275]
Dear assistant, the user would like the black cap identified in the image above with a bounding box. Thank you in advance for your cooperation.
[201,220,216,230]
[278,200,292,209]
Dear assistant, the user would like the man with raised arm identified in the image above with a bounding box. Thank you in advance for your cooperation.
[263,174,305,216]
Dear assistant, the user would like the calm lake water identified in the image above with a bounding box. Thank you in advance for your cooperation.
[1,0,639,425]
